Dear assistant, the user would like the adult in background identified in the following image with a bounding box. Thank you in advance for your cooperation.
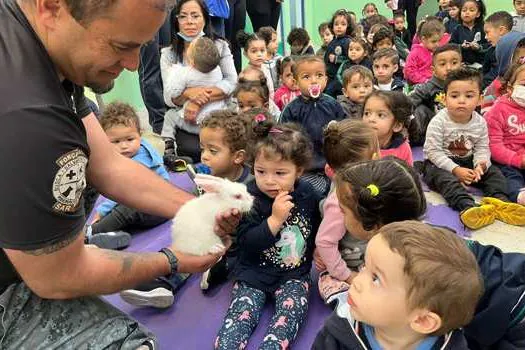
[0,0,239,348]
[138,13,173,134]
[386,0,424,42]
[225,0,246,72]
[246,0,283,32]
[160,0,237,163]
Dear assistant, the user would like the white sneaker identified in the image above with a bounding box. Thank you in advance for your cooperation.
[120,288,174,309]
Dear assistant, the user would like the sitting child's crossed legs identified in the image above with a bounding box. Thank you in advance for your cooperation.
[215,279,310,349]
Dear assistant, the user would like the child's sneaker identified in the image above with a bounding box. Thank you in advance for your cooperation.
[318,271,350,305]
[200,257,229,292]
[460,204,496,230]
[85,226,131,250]
[481,197,525,226]
[120,280,175,309]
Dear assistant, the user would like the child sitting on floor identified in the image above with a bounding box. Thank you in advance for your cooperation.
[450,0,488,69]
[119,109,256,308]
[281,55,346,197]
[423,67,525,230]
[258,26,282,90]
[336,37,373,84]
[87,102,170,250]
[324,9,354,98]
[445,0,461,33]
[312,158,525,349]
[405,18,446,85]
[393,13,412,49]
[215,122,321,350]
[314,220,483,350]
[317,22,334,57]
[363,91,414,165]
[409,43,462,146]
[485,62,525,205]
[236,67,281,120]
[337,66,374,120]
[273,56,301,111]
[315,157,426,304]
[483,11,513,89]
[372,48,404,92]
[287,27,315,56]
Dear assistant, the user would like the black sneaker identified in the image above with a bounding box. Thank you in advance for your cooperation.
[163,149,193,172]
[120,279,175,309]
[200,257,229,292]
[86,231,131,250]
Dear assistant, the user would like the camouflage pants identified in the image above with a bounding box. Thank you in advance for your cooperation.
[0,283,156,350]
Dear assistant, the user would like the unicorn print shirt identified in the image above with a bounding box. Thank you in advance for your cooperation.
[233,179,322,292]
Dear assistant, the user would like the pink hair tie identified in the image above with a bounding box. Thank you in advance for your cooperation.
[269,127,284,134]
[254,113,266,123]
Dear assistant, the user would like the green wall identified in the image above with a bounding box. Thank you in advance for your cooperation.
[93,0,515,111]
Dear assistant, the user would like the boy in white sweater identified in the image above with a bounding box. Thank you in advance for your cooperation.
[423,67,525,230]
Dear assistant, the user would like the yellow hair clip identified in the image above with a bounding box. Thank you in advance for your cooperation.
[366,184,380,197]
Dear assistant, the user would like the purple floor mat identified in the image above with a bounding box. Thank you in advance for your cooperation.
[102,173,332,349]
[101,165,469,348]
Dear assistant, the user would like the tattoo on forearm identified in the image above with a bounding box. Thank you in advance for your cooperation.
[101,249,138,275]
[25,234,78,256]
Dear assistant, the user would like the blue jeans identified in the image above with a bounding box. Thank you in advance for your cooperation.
[494,162,525,202]
[138,14,172,134]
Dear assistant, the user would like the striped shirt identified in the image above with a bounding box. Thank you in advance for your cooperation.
[424,108,491,172]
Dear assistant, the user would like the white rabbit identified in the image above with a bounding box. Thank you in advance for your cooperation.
[171,174,254,256]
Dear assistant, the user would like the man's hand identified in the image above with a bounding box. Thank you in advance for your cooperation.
[452,166,476,185]
[184,101,201,124]
[214,209,241,237]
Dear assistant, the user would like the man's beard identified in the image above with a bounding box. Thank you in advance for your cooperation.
[87,80,115,94]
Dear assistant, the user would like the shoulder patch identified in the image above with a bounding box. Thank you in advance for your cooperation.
[52,149,88,213]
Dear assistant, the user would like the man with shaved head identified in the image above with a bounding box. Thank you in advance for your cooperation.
[0,1,239,348]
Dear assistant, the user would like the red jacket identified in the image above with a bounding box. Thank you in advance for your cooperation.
[484,95,525,168]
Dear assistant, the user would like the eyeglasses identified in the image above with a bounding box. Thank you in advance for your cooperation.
[177,14,203,23]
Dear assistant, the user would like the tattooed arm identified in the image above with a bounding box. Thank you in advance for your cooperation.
[4,231,222,299]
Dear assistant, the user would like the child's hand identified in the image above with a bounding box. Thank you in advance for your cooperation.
[345,271,357,285]
[268,191,294,234]
[184,101,201,124]
[473,161,487,183]
[313,249,327,271]
[470,42,480,51]
[452,166,476,185]
[329,54,336,63]
[462,41,471,48]
[90,213,101,224]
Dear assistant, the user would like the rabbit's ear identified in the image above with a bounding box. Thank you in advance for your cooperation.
[194,174,225,193]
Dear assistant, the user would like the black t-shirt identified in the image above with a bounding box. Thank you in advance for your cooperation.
[0,0,92,289]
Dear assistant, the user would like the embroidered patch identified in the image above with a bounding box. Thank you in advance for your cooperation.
[52,149,88,213]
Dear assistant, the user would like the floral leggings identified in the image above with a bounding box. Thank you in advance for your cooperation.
[215,279,310,350]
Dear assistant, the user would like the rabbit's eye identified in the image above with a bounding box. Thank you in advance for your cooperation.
[234,194,242,200]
